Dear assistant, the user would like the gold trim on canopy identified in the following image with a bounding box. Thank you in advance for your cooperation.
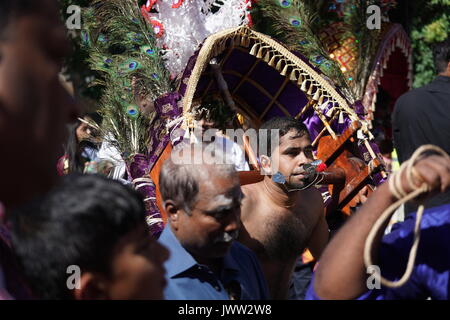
[182,25,360,137]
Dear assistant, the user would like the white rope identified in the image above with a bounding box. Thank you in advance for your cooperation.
[132,177,155,185]
[364,145,449,288]
[166,116,185,130]
[135,183,154,189]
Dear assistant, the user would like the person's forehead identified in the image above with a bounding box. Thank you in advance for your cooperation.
[279,129,311,149]
[197,171,240,205]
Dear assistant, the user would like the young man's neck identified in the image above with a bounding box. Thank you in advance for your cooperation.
[261,176,299,208]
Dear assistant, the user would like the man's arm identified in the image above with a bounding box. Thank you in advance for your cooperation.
[313,155,450,299]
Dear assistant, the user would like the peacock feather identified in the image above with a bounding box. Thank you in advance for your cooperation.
[252,0,356,102]
[81,0,174,159]
[341,0,383,99]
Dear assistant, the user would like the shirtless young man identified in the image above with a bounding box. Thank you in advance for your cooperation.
[238,117,329,299]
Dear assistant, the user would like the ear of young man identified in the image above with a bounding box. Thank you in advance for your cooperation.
[260,155,272,176]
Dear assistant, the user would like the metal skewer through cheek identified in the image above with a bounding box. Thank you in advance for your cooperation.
[284,172,324,192]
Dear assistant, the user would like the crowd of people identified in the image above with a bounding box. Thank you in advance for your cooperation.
[0,0,449,300]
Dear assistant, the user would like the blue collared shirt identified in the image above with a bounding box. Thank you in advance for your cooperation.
[159,226,270,300]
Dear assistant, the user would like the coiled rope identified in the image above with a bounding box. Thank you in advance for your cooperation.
[364,145,449,288]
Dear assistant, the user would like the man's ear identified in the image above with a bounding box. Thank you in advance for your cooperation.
[164,200,181,228]
[260,155,272,175]
[73,272,109,300]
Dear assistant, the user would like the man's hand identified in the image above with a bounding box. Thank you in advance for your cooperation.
[313,152,449,300]
[401,155,450,197]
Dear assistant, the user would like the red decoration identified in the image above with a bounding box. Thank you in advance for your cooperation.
[140,6,164,38]
[172,0,184,9]
[150,19,164,38]
[317,163,327,172]
[144,0,158,12]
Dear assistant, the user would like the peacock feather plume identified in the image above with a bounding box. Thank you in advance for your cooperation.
[341,0,383,99]
[252,0,356,102]
[81,0,174,159]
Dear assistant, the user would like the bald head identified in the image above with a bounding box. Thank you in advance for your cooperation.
[159,143,237,215]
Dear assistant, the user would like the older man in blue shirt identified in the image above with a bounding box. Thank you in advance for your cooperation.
[158,143,269,300]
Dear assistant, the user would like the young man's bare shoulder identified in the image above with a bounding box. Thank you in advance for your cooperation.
[241,182,268,213]
[241,183,260,204]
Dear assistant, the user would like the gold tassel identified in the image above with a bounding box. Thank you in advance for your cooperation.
[312,89,321,101]
[275,59,284,72]
[307,84,314,96]
[301,80,308,92]
[326,106,334,118]
[268,55,277,67]
[290,69,298,81]
[264,51,271,63]
[250,43,259,56]
[297,74,304,86]
[338,111,345,124]
[280,64,289,76]
[318,95,325,105]
[256,47,264,59]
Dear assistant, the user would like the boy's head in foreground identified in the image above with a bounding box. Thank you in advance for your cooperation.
[11,174,169,300]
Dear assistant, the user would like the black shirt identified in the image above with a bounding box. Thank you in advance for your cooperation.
[392,76,450,213]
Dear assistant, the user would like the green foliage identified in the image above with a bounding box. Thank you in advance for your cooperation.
[411,0,450,87]
[423,15,449,43]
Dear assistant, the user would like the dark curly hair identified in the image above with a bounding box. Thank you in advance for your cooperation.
[11,174,147,299]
